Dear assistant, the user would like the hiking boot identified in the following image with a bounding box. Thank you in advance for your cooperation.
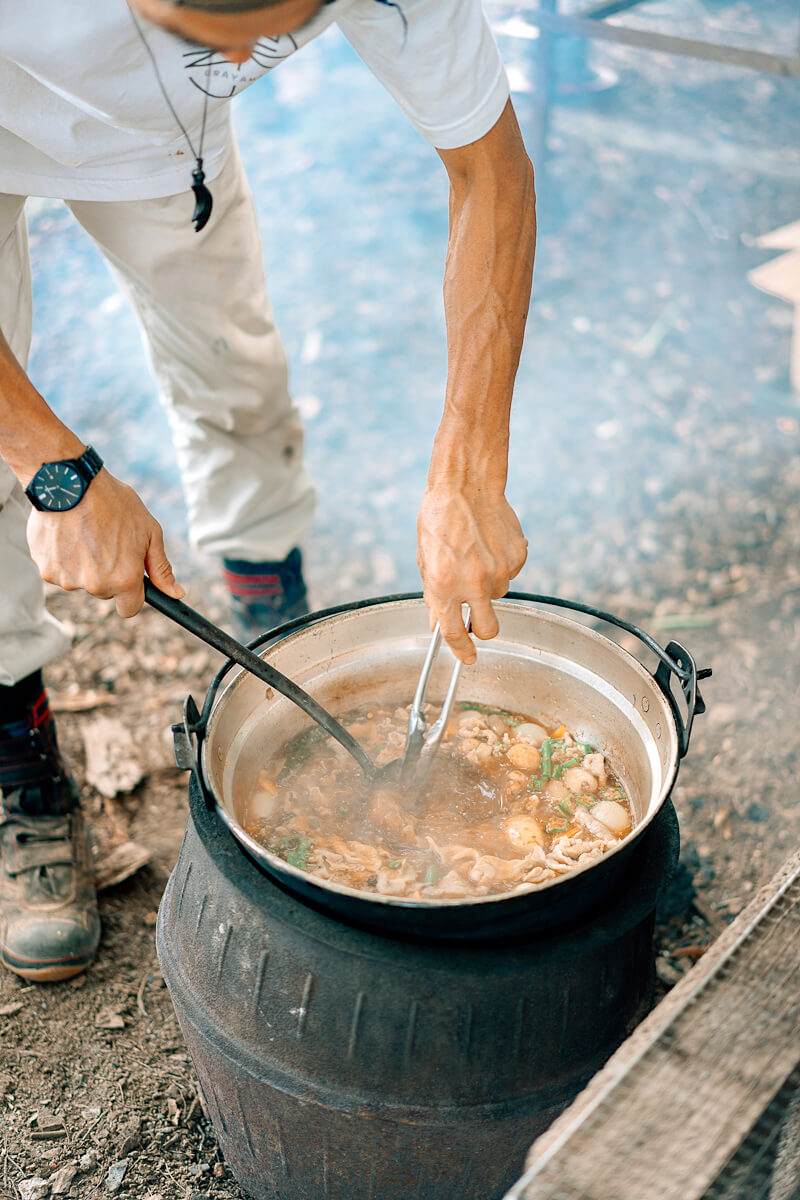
[223,547,310,642]
[0,682,100,982]
[0,803,100,982]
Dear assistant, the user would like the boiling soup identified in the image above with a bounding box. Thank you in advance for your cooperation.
[241,702,633,901]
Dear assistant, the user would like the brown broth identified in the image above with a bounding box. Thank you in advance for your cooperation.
[241,702,633,901]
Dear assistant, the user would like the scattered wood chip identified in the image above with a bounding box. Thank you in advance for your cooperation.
[117,1116,142,1156]
[50,688,117,713]
[691,895,728,936]
[0,1000,24,1016]
[137,970,157,1018]
[82,716,144,799]
[655,955,684,987]
[713,804,733,838]
[94,841,152,891]
[37,1112,65,1132]
[673,944,709,960]
[94,1007,125,1031]
[99,795,131,846]
[194,1084,211,1122]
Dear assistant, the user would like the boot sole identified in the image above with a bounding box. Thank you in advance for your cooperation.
[0,947,95,983]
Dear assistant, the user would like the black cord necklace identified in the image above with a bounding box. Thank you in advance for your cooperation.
[130,11,214,232]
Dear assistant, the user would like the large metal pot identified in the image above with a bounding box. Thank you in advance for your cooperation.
[176,593,708,941]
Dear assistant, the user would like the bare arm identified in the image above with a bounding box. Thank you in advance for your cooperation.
[417,99,535,663]
[0,330,184,617]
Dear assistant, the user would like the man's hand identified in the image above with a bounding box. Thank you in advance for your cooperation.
[0,329,182,616]
[27,468,185,618]
[418,484,527,664]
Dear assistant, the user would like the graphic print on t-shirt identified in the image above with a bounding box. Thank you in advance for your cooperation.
[184,37,300,98]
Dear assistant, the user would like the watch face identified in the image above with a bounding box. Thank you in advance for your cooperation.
[31,463,85,511]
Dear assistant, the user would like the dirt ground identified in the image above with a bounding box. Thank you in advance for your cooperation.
[0,585,237,1200]
[2,546,799,1199]
[4,3,799,1194]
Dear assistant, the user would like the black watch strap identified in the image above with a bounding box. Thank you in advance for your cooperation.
[74,445,103,484]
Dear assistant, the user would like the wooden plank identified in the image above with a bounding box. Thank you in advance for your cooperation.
[756,222,800,252]
[748,251,800,306]
[747,239,800,394]
[505,847,800,1200]
[510,5,800,77]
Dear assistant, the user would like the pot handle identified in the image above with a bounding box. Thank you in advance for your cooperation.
[504,592,711,758]
[171,693,226,812]
[654,640,710,758]
[171,694,205,784]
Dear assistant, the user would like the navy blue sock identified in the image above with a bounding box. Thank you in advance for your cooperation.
[0,671,76,815]
[0,670,46,731]
[223,548,307,610]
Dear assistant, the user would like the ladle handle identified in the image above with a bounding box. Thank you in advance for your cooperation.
[143,580,375,777]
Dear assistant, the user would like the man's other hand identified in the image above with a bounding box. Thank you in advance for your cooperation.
[27,468,185,618]
[417,484,527,665]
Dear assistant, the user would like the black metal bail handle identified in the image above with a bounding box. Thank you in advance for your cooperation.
[654,641,709,759]
[505,591,711,757]
[143,580,375,777]
[175,588,710,774]
[171,694,202,776]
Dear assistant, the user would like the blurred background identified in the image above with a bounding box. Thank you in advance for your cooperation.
[3,10,800,1182]
[22,0,800,902]
[25,0,799,610]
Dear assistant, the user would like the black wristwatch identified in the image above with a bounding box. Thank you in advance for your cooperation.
[25,446,104,512]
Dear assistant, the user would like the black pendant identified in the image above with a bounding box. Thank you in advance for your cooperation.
[191,159,213,233]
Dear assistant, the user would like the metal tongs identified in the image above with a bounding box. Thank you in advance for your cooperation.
[391,605,471,791]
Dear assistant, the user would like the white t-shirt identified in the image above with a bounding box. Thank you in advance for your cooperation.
[0,0,509,201]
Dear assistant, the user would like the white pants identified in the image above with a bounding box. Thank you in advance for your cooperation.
[0,142,315,685]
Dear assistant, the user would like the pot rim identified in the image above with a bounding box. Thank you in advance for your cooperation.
[199,594,698,913]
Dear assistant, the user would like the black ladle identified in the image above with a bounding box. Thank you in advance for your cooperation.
[143,579,376,777]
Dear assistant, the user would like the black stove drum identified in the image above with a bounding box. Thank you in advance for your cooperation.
[158,593,708,1199]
